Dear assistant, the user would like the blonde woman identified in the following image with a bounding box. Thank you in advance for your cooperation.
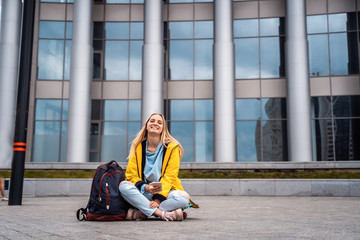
[119,113,190,221]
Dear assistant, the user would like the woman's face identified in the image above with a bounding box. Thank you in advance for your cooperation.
[146,114,164,136]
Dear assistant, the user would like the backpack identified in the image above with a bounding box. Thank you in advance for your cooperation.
[76,160,130,221]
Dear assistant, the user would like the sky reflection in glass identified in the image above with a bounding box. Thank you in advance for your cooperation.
[195,40,213,79]
[38,40,64,80]
[234,38,259,79]
[236,121,258,162]
[105,41,129,80]
[169,40,193,80]
[308,34,329,76]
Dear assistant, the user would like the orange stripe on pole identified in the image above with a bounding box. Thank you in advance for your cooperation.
[14,142,26,146]
[13,148,26,151]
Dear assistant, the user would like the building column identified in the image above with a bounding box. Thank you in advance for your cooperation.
[285,0,313,162]
[213,0,237,162]
[66,1,93,163]
[0,0,22,168]
[141,0,164,123]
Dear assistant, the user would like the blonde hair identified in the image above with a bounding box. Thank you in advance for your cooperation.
[128,113,184,159]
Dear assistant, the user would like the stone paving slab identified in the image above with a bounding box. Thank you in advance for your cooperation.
[1,196,360,240]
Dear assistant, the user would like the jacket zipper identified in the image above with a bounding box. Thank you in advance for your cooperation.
[162,146,178,176]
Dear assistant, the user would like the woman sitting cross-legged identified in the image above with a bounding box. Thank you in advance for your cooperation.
[119,113,190,221]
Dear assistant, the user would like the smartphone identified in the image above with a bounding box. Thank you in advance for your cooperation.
[152,182,162,188]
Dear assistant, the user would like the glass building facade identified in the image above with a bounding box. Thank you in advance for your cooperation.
[13,0,360,163]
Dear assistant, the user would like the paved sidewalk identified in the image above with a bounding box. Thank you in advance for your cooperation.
[1,196,360,240]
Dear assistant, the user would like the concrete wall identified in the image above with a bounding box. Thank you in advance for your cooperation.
[16,178,360,197]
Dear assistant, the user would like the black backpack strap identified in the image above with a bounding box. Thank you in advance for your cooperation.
[76,208,87,221]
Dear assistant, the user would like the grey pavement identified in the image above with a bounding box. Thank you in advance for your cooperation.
[1,196,360,240]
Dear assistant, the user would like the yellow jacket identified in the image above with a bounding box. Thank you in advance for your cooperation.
[125,141,184,202]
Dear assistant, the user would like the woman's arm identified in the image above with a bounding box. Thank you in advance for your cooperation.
[125,153,142,185]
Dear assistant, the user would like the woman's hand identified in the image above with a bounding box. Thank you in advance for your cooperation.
[149,199,160,208]
[145,183,162,195]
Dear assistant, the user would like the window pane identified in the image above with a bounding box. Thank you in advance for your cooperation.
[262,120,288,161]
[91,100,101,121]
[35,100,62,120]
[62,100,69,120]
[236,99,260,120]
[128,122,141,153]
[105,22,129,39]
[129,40,143,80]
[90,153,99,162]
[330,32,359,75]
[60,121,67,162]
[129,100,141,120]
[101,122,127,162]
[333,96,360,118]
[194,39,213,79]
[64,40,72,80]
[40,0,73,1]
[130,22,144,39]
[90,122,99,151]
[237,121,259,162]
[312,96,332,118]
[94,22,104,39]
[262,98,286,119]
[105,41,129,80]
[103,100,127,120]
[32,121,60,162]
[235,38,259,79]
[170,122,193,162]
[312,119,335,161]
[39,21,65,39]
[329,13,357,32]
[307,15,327,34]
[38,40,64,80]
[169,22,193,39]
[170,100,193,120]
[195,100,213,120]
[93,40,103,51]
[260,18,284,36]
[194,21,213,38]
[308,34,329,76]
[169,40,193,80]
[93,53,101,79]
[107,0,130,2]
[169,0,193,3]
[195,122,213,162]
[234,19,258,37]
[260,37,284,78]
[65,22,72,39]
[334,119,360,160]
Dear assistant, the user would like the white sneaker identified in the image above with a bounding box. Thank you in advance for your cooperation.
[161,209,184,221]
[1,197,8,201]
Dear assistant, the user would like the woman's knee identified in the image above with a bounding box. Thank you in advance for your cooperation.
[178,190,190,200]
[118,181,133,193]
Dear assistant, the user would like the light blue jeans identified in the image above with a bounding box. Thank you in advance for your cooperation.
[119,181,189,217]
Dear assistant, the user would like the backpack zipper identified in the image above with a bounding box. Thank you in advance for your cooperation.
[99,171,124,203]
[106,183,109,210]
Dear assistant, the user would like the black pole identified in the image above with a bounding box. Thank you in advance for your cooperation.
[9,0,36,206]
